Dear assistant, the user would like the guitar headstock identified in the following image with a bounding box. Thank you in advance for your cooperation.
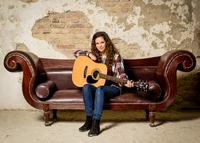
[134,80,149,92]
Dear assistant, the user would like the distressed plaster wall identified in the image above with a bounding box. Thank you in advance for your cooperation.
[0,0,200,109]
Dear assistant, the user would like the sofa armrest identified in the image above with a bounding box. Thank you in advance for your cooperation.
[147,80,162,100]
[157,50,196,74]
[36,80,57,100]
[4,50,46,109]
[155,50,196,109]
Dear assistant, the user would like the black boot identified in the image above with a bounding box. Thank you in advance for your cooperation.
[79,116,92,132]
[88,120,100,137]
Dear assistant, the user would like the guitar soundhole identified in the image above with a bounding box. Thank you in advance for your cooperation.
[86,76,98,84]
[86,70,99,84]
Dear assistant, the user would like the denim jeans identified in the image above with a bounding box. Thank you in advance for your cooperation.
[82,84,120,120]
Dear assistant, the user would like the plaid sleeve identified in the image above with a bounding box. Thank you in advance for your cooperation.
[74,50,90,58]
[115,55,129,81]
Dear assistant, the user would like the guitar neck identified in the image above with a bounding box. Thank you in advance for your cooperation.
[99,73,146,89]
[99,73,127,84]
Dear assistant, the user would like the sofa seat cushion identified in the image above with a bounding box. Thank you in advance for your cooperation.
[46,90,83,103]
[36,80,162,102]
[111,92,153,103]
[44,90,153,104]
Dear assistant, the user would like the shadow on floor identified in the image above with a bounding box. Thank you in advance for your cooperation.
[36,108,200,128]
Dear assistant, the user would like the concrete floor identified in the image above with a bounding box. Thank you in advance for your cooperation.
[0,109,200,143]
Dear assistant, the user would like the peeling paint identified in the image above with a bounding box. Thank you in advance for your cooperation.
[0,0,199,59]
[16,43,29,51]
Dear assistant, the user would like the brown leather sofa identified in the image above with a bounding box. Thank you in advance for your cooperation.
[4,50,196,127]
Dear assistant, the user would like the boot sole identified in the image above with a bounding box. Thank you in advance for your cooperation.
[88,133,99,137]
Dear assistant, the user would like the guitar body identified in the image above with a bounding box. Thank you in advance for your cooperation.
[72,56,107,87]
[72,56,149,92]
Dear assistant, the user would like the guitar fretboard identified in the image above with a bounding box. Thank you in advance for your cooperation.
[99,73,127,84]
[99,73,148,92]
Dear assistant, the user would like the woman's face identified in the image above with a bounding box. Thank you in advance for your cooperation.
[95,36,106,54]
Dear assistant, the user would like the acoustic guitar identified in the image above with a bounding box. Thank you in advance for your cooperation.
[72,56,149,92]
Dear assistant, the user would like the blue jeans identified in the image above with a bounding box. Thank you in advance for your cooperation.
[82,84,120,120]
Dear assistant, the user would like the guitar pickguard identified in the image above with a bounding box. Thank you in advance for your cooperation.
[86,75,98,84]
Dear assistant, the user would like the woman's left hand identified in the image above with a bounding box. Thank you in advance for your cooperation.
[126,80,134,88]
[88,53,97,61]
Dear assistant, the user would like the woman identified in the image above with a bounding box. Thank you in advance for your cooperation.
[74,31,134,137]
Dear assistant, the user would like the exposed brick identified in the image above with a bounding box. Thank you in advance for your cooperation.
[32,29,42,34]
[35,23,45,29]
[105,2,115,7]
[50,23,65,28]
[46,34,60,39]
[99,0,109,2]
[59,38,71,44]
[110,7,118,13]
[57,45,75,49]
[60,18,71,23]
[52,18,59,23]
[43,31,51,34]
[82,29,91,34]
[67,33,90,39]
[32,34,45,40]
[36,18,51,23]
[121,7,130,12]
[74,44,90,49]
[110,0,120,2]
[121,2,131,7]
[120,0,131,1]
[50,29,61,34]
[61,29,71,34]
[32,11,93,57]
[70,29,83,34]
[71,18,80,23]
[67,23,85,28]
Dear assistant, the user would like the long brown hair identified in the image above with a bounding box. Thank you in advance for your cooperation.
[91,31,119,65]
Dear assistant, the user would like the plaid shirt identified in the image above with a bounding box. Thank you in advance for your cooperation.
[74,50,129,88]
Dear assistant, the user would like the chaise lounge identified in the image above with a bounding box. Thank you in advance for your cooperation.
[4,50,196,127]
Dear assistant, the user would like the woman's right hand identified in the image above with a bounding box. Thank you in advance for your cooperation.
[88,53,97,61]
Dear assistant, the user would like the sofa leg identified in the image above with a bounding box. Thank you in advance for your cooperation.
[43,104,52,126]
[149,111,156,127]
[148,104,156,127]
[44,110,51,126]
[52,109,57,119]
[145,110,149,119]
